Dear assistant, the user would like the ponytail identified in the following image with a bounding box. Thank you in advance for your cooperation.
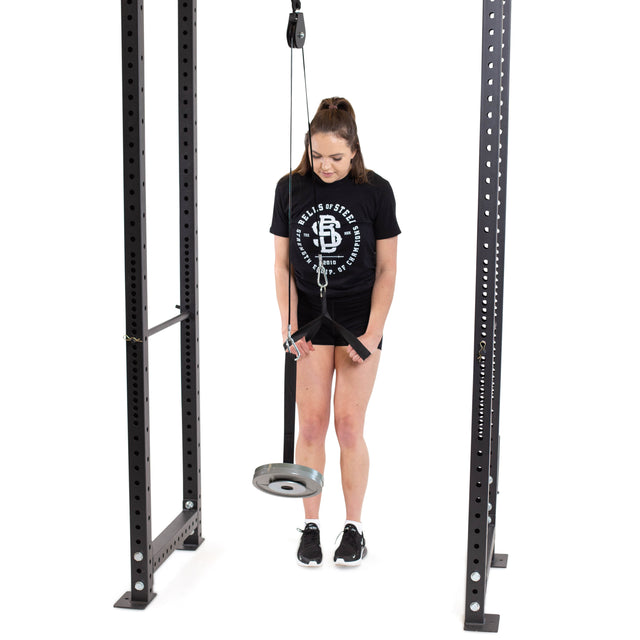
[294,97,369,184]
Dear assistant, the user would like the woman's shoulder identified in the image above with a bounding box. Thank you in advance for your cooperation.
[276,171,309,191]
[364,170,393,192]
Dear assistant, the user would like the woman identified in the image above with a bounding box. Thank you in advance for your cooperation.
[270,97,400,566]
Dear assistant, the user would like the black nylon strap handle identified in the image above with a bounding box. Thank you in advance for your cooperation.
[289,315,324,345]
[288,313,371,361]
[332,323,371,361]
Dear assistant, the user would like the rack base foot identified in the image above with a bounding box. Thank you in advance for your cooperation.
[178,536,205,551]
[492,553,508,568]
[464,614,500,633]
[113,591,157,610]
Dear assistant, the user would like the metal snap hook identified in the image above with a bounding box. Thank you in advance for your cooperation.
[284,325,301,360]
[317,254,328,296]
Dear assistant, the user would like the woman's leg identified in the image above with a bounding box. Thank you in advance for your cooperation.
[333,347,381,522]
[295,345,335,519]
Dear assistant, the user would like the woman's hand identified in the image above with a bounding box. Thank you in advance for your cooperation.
[283,331,315,359]
[346,332,380,364]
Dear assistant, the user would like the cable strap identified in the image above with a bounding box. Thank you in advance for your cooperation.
[289,313,371,361]
[283,351,297,464]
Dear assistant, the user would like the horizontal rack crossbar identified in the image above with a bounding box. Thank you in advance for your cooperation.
[148,311,191,337]
[151,509,200,571]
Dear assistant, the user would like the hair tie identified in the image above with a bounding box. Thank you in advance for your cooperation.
[328,104,338,110]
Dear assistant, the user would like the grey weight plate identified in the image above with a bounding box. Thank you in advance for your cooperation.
[253,463,323,498]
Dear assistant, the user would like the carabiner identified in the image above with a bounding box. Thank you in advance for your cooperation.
[317,254,328,297]
[284,325,301,361]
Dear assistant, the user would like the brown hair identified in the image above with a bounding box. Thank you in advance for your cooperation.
[294,97,369,184]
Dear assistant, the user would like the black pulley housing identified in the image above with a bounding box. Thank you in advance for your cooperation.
[287,11,306,48]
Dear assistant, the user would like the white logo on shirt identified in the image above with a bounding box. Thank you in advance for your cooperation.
[295,202,360,277]
[312,215,342,253]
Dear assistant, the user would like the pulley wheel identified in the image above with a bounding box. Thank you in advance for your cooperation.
[253,463,323,498]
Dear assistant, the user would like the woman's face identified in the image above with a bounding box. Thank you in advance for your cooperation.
[310,133,356,183]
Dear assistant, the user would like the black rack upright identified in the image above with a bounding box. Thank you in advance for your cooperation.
[464,0,512,632]
[115,0,203,609]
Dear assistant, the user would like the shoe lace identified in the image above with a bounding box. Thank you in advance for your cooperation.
[335,524,363,554]
[297,524,320,553]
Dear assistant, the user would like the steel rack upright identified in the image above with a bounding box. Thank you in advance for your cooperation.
[115,0,203,609]
[464,0,512,632]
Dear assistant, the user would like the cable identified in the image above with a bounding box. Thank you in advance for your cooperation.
[287,45,294,335]
[285,10,315,357]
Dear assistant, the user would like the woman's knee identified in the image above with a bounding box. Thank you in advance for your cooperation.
[334,414,365,449]
[298,414,330,446]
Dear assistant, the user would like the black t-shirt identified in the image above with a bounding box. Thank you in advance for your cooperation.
[270,171,401,298]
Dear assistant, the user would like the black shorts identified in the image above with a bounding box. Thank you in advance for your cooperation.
[297,290,383,350]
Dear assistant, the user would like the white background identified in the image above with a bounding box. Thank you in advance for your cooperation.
[1,1,639,638]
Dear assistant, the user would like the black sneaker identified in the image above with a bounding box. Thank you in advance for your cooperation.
[297,523,323,567]
[333,524,367,566]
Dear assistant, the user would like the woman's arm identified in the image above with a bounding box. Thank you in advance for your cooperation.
[274,235,314,356]
[274,235,296,338]
[347,236,398,363]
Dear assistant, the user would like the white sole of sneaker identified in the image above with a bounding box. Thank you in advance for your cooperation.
[333,557,364,567]
[297,559,323,567]
[334,548,367,567]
